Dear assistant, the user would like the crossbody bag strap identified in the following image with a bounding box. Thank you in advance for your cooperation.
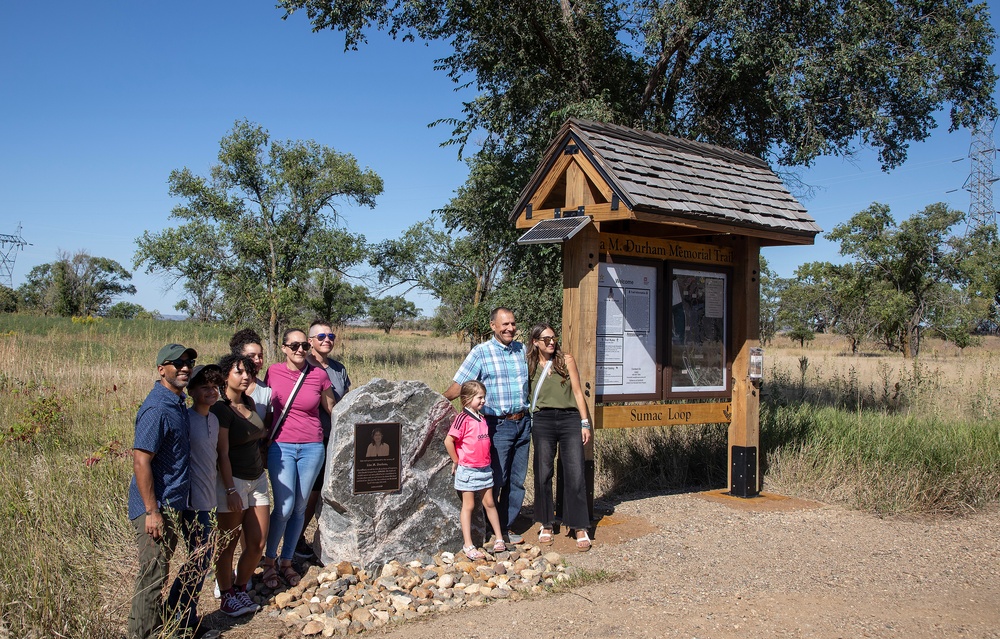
[269,365,310,443]
[530,360,554,413]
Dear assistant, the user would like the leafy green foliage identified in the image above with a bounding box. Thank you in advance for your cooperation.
[282,0,996,170]
[134,120,383,355]
[304,270,370,327]
[0,285,17,313]
[17,251,137,317]
[105,301,145,320]
[368,295,419,334]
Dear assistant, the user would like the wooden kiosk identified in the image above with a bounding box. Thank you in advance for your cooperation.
[511,119,820,497]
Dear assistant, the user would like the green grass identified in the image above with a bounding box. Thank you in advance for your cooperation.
[1,313,998,635]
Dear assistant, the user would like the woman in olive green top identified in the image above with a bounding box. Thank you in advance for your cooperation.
[212,354,269,615]
[526,323,593,551]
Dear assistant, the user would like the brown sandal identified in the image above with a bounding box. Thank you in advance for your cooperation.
[261,563,280,590]
[280,562,301,587]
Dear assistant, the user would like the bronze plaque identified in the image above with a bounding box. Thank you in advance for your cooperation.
[353,422,401,494]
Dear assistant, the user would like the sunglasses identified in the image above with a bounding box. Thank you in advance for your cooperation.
[283,342,310,352]
[539,336,558,345]
[309,333,335,342]
[165,358,196,369]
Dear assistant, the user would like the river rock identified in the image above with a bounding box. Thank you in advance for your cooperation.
[317,379,465,570]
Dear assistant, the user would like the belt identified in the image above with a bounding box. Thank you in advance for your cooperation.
[493,411,526,421]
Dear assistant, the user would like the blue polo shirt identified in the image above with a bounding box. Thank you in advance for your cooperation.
[453,337,529,417]
[127,382,191,520]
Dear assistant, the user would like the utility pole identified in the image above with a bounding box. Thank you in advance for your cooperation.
[964,117,998,233]
[0,224,30,289]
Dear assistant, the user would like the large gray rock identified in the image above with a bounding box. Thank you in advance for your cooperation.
[316,378,466,570]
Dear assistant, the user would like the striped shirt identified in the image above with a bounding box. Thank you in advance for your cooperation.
[453,337,529,417]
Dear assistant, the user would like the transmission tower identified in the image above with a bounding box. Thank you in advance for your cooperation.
[0,224,30,289]
[963,117,998,232]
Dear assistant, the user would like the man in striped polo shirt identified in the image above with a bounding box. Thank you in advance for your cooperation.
[445,307,530,544]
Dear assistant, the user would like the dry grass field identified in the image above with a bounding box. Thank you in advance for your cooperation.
[0,315,998,637]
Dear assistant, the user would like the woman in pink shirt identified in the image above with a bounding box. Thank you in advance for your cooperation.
[262,328,335,587]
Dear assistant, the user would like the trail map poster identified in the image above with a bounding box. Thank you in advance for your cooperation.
[596,262,657,397]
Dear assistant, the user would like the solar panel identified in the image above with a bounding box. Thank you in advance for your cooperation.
[516,216,592,245]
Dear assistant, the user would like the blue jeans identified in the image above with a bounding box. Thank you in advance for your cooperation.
[487,414,531,532]
[266,442,325,561]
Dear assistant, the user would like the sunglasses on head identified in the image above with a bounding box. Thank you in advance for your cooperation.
[539,336,558,345]
[165,358,196,369]
[310,333,335,342]
[284,342,310,352]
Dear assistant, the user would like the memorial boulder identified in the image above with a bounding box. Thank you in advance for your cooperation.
[316,378,464,570]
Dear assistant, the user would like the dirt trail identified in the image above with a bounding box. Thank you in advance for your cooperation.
[215,490,1000,638]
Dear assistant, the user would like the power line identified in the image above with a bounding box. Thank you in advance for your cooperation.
[0,224,30,289]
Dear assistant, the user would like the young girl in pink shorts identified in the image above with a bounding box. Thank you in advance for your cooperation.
[445,380,506,560]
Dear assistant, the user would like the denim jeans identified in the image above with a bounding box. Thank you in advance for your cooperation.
[166,509,214,629]
[531,408,589,530]
[266,441,326,561]
[486,414,531,532]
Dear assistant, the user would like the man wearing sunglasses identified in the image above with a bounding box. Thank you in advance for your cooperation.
[444,307,530,546]
[127,343,199,639]
[295,320,353,561]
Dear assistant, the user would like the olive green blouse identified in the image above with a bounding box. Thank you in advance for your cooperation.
[530,364,577,412]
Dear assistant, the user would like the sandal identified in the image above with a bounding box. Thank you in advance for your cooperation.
[492,538,507,553]
[463,545,485,560]
[261,562,280,590]
[279,562,301,587]
[575,531,592,552]
[538,527,553,545]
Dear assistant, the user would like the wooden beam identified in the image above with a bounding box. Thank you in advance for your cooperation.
[728,236,762,496]
[528,152,575,212]
[565,162,594,208]
[515,203,631,228]
[631,210,816,246]
[595,403,731,429]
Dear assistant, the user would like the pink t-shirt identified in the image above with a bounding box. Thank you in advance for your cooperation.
[448,409,491,468]
[264,363,331,444]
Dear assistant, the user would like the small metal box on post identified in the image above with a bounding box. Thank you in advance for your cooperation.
[511,119,821,501]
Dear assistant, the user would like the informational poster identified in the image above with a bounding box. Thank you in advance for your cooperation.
[353,422,402,494]
[670,269,727,392]
[596,262,657,396]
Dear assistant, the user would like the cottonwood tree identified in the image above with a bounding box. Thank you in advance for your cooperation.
[18,251,137,317]
[135,120,383,355]
[281,0,996,170]
[827,202,972,357]
[368,295,419,334]
[303,270,370,327]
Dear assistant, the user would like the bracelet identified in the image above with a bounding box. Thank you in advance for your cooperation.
[581,419,591,430]
[145,508,159,516]
[226,487,237,495]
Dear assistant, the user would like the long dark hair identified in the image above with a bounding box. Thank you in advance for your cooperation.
[526,323,569,382]
[217,353,256,405]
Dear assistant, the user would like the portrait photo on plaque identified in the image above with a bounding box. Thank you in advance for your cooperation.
[353,422,402,494]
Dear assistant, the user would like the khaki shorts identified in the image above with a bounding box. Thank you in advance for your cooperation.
[215,473,270,513]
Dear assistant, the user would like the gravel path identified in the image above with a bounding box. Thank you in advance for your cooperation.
[368,491,1000,639]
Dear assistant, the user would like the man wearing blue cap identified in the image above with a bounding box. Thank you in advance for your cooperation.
[127,343,198,639]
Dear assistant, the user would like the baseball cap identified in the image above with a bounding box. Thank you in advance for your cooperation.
[156,343,198,367]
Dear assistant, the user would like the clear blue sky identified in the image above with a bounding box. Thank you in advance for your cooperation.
[2,1,997,316]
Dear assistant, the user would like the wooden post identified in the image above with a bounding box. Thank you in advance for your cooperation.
[561,222,600,519]
[728,236,762,496]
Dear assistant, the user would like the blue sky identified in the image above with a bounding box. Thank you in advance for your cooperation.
[1,1,997,316]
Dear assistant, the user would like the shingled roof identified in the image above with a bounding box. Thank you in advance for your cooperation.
[511,118,820,241]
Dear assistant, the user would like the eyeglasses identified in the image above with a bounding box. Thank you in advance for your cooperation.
[283,342,310,352]
[165,358,196,369]
[539,336,558,345]
[309,333,335,342]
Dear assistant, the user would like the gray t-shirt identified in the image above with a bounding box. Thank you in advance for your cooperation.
[318,358,351,439]
[248,381,272,423]
[186,406,220,511]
